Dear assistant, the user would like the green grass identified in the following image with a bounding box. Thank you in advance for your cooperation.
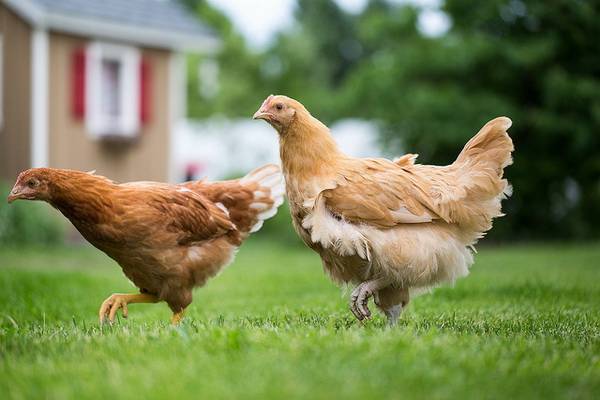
[0,240,599,399]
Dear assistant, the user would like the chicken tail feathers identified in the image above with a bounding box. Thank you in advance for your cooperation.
[182,164,284,236]
[455,117,514,174]
[445,116,514,234]
[239,164,285,233]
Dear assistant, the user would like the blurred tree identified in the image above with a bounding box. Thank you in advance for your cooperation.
[181,0,269,118]
[441,0,600,240]
[343,0,600,240]
[260,0,364,122]
[182,0,600,240]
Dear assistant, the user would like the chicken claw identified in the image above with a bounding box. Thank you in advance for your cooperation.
[350,284,376,320]
[349,278,389,322]
[98,293,159,325]
[99,294,127,325]
[350,284,370,321]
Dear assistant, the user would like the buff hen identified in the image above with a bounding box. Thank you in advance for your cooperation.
[254,95,513,325]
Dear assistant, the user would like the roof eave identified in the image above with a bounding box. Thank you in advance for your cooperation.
[45,12,221,53]
[4,0,220,53]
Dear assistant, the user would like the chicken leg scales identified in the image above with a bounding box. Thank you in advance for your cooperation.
[170,310,186,325]
[374,286,410,326]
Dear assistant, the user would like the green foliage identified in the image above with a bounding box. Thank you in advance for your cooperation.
[342,0,600,240]
[182,0,271,118]
[1,242,599,398]
[182,0,600,240]
[0,183,65,246]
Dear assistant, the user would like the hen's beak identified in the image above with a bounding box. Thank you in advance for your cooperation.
[7,192,18,203]
[7,186,22,203]
[253,109,269,121]
[253,94,274,121]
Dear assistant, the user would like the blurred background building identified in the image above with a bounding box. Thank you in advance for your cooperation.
[0,0,217,183]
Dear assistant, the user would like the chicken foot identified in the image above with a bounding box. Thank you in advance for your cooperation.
[382,305,402,326]
[374,286,410,326]
[350,277,391,321]
[171,309,186,325]
[98,293,159,325]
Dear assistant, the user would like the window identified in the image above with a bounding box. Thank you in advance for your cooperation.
[86,42,140,138]
[101,59,121,119]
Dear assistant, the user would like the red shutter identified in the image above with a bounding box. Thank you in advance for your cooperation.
[71,47,86,120]
[139,58,151,126]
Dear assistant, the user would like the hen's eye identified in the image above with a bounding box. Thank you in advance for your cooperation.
[27,180,37,188]
[276,103,283,111]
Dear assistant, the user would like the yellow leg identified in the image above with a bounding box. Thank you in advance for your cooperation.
[170,309,185,325]
[98,293,159,325]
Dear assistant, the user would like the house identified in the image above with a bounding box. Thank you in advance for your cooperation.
[0,0,218,183]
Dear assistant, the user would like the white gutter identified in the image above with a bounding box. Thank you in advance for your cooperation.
[168,52,186,183]
[30,28,49,168]
[3,0,45,25]
[44,12,219,53]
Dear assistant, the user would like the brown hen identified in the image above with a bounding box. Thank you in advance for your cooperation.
[254,95,513,325]
[7,165,284,324]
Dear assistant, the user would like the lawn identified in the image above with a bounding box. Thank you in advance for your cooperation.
[0,240,598,399]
